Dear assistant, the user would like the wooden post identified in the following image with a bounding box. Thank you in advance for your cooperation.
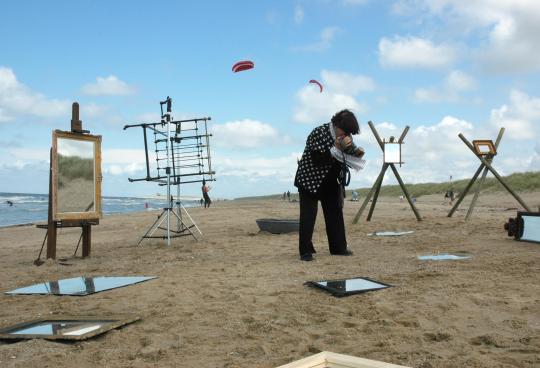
[447,163,485,217]
[366,164,388,221]
[82,223,91,257]
[353,165,386,224]
[390,164,422,221]
[46,148,57,259]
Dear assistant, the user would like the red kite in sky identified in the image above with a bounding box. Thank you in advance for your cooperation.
[232,60,254,73]
[309,79,323,93]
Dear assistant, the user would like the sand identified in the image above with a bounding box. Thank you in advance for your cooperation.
[0,191,539,368]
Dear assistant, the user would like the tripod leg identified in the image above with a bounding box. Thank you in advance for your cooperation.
[465,166,489,220]
[137,211,166,245]
[366,164,389,221]
[352,165,387,224]
[447,163,484,217]
[389,164,422,221]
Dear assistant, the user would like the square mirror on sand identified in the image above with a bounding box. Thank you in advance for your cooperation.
[5,276,157,296]
[306,277,391,297]
[367,231,414,237]
[417,254,470,261]
[0,316,139,341]
[276,351,411,368]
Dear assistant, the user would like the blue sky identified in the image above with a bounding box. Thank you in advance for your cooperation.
[1,0,539,199]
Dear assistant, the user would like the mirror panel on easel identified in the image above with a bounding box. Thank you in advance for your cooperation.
[52,130,102,221]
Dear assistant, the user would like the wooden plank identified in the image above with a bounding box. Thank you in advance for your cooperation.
[276,351,411,368]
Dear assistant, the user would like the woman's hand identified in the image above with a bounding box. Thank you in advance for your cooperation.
[335,135,352,151]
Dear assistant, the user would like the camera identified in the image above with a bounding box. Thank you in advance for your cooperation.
[338,137,364,157]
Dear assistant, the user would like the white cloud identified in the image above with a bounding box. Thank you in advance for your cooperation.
[378,36,458,69]
[0,67,70,120]
[414,70,477,103]
[490,90,540,140]
[293,26,340,52]
[391,0,540,73]
[293,70,373,123]
[213,153,302,185]
[321,70,375,95]
[294,5,304,24]
[211,119,289,149]
[81,75,136,96]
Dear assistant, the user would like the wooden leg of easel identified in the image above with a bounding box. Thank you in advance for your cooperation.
[389,164,422,221]
[82,224,91,258]
[353,164,387,224]
[465,166,489,220]
[447,163,484,217]
[46,221,57,259]
[366,164,389,221]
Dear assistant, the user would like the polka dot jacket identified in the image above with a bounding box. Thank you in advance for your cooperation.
[294,123,336,194]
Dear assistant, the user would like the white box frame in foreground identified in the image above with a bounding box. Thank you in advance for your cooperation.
[276,351,411,368]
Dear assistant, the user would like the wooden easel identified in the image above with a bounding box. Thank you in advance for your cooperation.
[447,128,531,218]
[35,103,99,263]
[352,121,422,224]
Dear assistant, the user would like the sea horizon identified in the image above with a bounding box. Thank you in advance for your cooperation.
[0,192,201,228]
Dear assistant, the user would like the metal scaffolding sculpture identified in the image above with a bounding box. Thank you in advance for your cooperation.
[353,121,421,224]
[447,127,531,219]
[123,97,215,245]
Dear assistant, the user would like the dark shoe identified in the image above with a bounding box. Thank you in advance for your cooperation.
[332,250,353,256]
[300,253,314,261]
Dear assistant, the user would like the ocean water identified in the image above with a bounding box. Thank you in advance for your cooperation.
[0,192,200,227]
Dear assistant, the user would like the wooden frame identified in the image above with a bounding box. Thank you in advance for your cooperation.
[276,351,411,368]
[0,315,139,341]
[472,139,496,156]
[52,130,102,221]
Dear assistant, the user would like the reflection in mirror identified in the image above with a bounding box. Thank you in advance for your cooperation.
[9,321,107,336]
[5,276,158,296]
[57,138,95,213]
[308,277,390,297]
[384,143,401,163]
[0,316,139,341]
[521,216,540,242]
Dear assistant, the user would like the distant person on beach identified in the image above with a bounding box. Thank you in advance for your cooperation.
[282,192,286,200]
[287,191,291,202]
[294,109,365,261]
[200,198,204,206]
[6,200,13,207]
[352,191,358,202]
[202,179,211,208]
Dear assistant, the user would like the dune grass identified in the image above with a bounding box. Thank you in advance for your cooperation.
[237,171,540,200]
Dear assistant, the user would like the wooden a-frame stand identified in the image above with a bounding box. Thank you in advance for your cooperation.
[35,103,98,264]
[353,121,421,224]
[447,127,531,219]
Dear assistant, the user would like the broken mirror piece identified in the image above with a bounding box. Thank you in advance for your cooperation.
[306,277,391,297]
[0,316,139,341]
[417,254,470,260]
[367,230,414,236]
[5,276,157,296]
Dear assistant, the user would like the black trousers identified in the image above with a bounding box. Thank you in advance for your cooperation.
[298,182,347,256]
[203,193,211,208]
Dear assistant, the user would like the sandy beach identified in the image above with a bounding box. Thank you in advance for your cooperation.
[0,192,539,368]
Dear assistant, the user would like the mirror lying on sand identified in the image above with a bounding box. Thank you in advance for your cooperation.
[5,276,157,296]
[52,130,102,221]
[505,212,540,244]
[306,277,391,297]
[367,230,414,236]
[417,254,470,261]
[0,316,139,341]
